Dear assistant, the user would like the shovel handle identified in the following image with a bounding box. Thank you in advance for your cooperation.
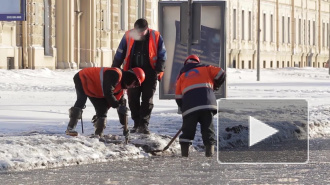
[163,127,182,151]
[81,118,84,134]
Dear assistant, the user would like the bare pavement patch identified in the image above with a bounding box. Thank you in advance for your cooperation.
[0,138,329,184]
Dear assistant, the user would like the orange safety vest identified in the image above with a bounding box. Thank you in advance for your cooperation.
[79,67,124,100]
[123,28,164,79]
[175,66,224,97]
[175,65,224,116]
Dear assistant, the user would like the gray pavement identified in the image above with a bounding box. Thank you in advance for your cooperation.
[0,138,329,185]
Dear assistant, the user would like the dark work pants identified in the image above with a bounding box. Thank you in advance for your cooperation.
[73,73,108,118]
[73,73,87,109]
[179,110,216,146]
[127,72,157,127]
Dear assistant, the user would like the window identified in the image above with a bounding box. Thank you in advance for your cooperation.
[137,0,145,18]
[282,61,285,67]
[248,11,252,41]
[241,61,244,69]
[287,61,290,67]
[282,16,285,43]
[263,13,266,41]
[263,61,266,68]
[288,17,290,43]
[44,0,51,56]
[249,60,252,69]
[304,20,306,44]
[313,21,315,45]
[327,23,330,47]
[103,0,111,31]
[242,10,245,40]
[270,14,273,42]
[323,23,325,47]
[299,19,301,44]
[277,61,280,68]
[120,0,126,30]
[294,18,297,44]
[233,9,237,40]
[270,61,273,68]
[308,20,310,45]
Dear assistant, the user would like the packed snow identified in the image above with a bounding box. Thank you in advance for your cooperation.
[0,67,329,171]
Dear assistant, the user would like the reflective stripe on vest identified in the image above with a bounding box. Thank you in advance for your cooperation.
[182,83,213,95]
[110,68,123,97]
[215,69,225,79]
[150,30,158,63]
[175,94,183,99]
[100,67,105,96]
[179,138,194,143]
[182,105,218,117]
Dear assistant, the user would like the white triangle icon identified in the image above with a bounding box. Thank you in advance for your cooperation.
[249,116,279,147]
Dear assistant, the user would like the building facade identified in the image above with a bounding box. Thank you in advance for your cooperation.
[227,0,330,69]
[0,0,158,69]
[0,0,328,69]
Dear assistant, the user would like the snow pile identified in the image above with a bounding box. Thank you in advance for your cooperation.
[0,134,145,171]
[309,105,330,137]
[0,131,182,171]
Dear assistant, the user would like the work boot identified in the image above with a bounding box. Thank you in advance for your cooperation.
[180,143,190,157]
[130,121,139,133]
[93,116,107,137]
[205,145,214,157]
[137,124,150,134]
[66,107,82,136]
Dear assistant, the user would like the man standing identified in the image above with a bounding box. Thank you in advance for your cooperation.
[175,55,226,157]
[65,67,145,137]
[112,18,167,134]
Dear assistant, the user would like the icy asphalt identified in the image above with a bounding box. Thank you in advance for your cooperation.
[0,137,329,184]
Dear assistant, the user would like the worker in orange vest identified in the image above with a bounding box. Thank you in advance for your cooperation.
[175,55,226,157]
[65,67,145,137]
[112,18,167,134]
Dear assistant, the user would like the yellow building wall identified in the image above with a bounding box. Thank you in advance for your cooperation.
[226,0,329,69]
[0,0,326,70]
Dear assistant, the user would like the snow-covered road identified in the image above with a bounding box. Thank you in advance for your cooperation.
[0,67,329,171]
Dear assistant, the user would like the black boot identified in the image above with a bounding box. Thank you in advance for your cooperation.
[130,121,139,133]
[137,124,150,134]
[93,116,107,137]
[66,107,82,136]
[205,145,214,157]
[180,143,190,157]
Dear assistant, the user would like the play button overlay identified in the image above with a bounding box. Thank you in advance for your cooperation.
[217,99,308,164]
[249,116,278,147]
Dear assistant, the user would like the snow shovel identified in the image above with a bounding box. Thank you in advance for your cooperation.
[118,99,129,144]
[81,118,84,134]
[150,127,182,153]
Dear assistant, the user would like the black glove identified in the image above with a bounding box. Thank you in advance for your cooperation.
[214,73,226,91]
[123,129,130,137]
[91,115,98,123]
[117,105,129,116]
